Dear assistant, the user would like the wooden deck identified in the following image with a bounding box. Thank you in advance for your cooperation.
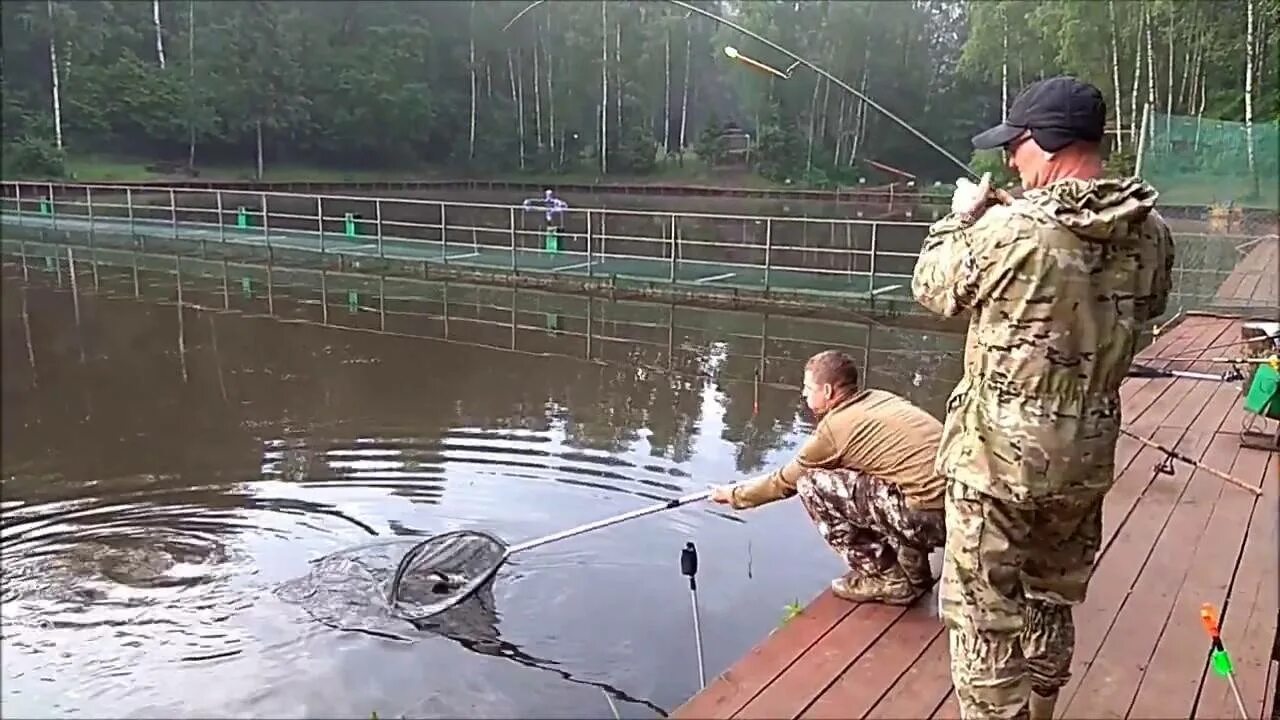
[673,314,1278,719]
[1215,236,1279,311]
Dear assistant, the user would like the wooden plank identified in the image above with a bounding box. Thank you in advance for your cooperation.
[670,590,856,719]
[1121,318,1233,418]
[1068,429,1243,719]
[1125,437,1252,718]
[1059,381,1240,716]
[864,328,1237,720]
[930,692,961,719]
[1193,452,1277,720]
[864,631,952,720]
[803,608,942,719]
[734,604,907,719]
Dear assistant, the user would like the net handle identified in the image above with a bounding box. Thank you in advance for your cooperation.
[507,490,713,555]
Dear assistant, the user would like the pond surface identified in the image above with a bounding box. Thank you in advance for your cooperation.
[0,251,965,718]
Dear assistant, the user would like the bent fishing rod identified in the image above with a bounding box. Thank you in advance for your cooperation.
[501,0,979,181]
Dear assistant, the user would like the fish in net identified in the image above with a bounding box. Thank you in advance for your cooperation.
[274,532,508,640]
[278,490,711,632]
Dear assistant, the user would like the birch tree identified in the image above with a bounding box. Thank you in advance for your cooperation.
[153,0,166,69]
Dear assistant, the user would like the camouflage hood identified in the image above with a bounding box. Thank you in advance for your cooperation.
[1021,177,1160,242]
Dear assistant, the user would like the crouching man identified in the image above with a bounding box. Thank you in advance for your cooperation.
[710,350,946,605]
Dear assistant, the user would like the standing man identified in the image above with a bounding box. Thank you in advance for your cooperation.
[709,350,947,606]
[911,77,1174,719]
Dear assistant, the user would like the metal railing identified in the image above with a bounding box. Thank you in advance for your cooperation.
[1,237,968,417]
[0,180,1272,318]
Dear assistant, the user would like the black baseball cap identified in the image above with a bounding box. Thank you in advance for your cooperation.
[971,76,1107,152]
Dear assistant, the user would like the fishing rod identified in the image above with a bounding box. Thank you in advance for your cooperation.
[501,0,979,181]
[1119,427,1263,496]
[1128,363,1247,383]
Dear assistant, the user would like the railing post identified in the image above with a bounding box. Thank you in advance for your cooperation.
[321,270,329,325]
[510,206,517,274]
[86,186,94,234]
[440,202,447,259]
[375,198,384,259]
[127,187,135,237]
[764,218,773,290]
[868,222,879,301]
[669,213,677,282]
[318,196,325,254]
[261,192,271,259]
[216,190,225,244]
[48,182,56,230]
[586,210,593,279]
[15,183,22,226]
[170,188,178,240]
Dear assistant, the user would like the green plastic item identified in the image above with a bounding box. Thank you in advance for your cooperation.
[236,207,249,229]
[1243,363,1280,420]
[344,212,358,238]
[347,290,358,311]
[544,228,560,254]
[1210,648,1234,677]
[241,276,252,297]
[39,198,52,216]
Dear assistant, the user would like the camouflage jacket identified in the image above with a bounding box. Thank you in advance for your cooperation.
[911,177,1174,502]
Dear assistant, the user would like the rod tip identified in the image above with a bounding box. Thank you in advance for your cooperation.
[724,46,739,59]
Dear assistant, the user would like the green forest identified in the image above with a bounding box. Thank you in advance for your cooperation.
[2,0,1278,186]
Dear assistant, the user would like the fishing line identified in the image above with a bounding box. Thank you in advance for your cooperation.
[500,0,978,179]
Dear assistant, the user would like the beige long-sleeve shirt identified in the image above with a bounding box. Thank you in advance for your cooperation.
[731,389,945,511]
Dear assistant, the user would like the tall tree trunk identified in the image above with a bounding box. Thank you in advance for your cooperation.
[47,0,62,150]
[1001,5,1009,120]
[805,74,820,175]
[615,19,622,144]
[1129,7,1144,147]
[1194,62,1206,150]
[600,0,607,173]
[678,27,691,158]
[1108,0,1124,152]
[1165,4,1174,143]
[1178,9,1195,113]
[485,61,492,100]
[663,25,671,155]
[532,27,543,148]
[468,1,476,161]
[1152,3,1162,112]
[833,92,848,166]
[546,12,555,161]
[508,49,525,169]
[850,58,870,166]
[153,0,166,69]
[187,0,195,168]
[255,119,264,180]
[1245,0,1256,194]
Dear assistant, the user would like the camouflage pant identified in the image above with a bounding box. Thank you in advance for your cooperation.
[795,468,946,576]
[941,480,1107,720]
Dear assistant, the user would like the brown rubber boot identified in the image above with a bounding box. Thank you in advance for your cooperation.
[896,546,934,591]
[1028,691,1058,720]
[830,565,922,605]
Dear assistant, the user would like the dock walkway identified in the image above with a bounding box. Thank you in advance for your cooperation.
[673,314,1278,719]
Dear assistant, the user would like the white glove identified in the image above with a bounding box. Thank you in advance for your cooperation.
[950,172,993,217]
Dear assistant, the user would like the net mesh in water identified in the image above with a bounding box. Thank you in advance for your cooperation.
[273,531,509,637]
[388,530,509,616]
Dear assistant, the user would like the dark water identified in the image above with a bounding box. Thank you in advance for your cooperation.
[0,250,965,718]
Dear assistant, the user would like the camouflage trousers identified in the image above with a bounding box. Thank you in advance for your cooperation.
[941,480,1108,720]
[795,469,946,577]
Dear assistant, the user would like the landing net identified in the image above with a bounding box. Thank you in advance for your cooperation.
[274,531,509,635]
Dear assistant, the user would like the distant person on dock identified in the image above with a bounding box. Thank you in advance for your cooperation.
[522,189,568,228]
[709,350,946,607]
[910,76,1174,720]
